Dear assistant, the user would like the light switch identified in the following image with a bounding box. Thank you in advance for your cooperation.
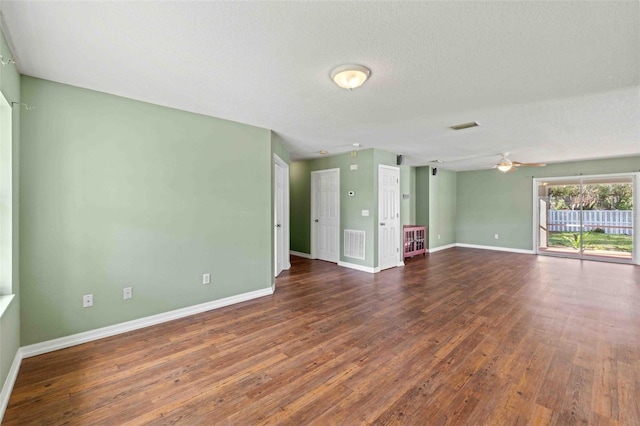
[350,164,358,171]
[362,210,369,217]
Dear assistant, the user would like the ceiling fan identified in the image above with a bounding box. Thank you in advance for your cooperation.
[495,153,546,173]
[299,142,364,157]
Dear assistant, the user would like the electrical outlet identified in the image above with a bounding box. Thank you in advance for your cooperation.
[203,273,211,285]
[494,234,499,240]
[123,287,132,300]
[83,294,93,308]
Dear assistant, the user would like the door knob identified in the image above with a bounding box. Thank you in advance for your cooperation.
[314,219,319,222]
[380,222,385,226]
[276,224,281,228]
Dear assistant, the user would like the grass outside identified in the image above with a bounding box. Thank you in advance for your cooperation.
[548,232,633,253]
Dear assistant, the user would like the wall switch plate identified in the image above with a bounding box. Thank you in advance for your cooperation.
[83,294,93,308]
[203,273,211,285]
[494,234,499,240]
[438,234,441,240]
[350,164,358,171]
[362,210,369,217]
[123,287,132,300]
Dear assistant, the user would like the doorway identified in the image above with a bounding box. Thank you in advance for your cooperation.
[311,168,340,263]
[535,173,638,264]
[378,165,400,270]
[273,154,289,277]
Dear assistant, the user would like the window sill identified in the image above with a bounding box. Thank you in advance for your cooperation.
[0,294,15,319]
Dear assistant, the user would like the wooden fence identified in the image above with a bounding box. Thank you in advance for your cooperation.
[548,210,633,235]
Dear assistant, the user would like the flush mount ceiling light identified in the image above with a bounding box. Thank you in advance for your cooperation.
[330,64,371,90]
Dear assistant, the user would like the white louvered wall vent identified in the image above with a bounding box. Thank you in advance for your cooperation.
[344,229,366,260]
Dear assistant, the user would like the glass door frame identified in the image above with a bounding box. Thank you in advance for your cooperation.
[532,172,639,265]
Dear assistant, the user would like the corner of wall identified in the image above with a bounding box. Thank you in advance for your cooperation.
[0,26,21,418]
[270,131,291,165]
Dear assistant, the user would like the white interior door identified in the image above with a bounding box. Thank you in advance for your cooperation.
[311,169,340,263]
[274,160,285,277]
[378,165,400,270]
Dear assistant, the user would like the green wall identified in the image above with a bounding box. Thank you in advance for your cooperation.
[290,149,375,267]
[400,165,416,227]
[429,168,457,248]
[0,27,20,406]
[289,148,400,268]
[271,132,290,165]
[415,166,430,229]
[457,156,640,250]
[19,77,274,345]
[414,166,458,249]
[289,160,312,255]
[294,154,638,257]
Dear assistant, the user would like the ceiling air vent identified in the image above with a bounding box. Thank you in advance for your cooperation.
[450,121,479,131]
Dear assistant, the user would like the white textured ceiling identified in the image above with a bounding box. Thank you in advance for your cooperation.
[1,1,638,171]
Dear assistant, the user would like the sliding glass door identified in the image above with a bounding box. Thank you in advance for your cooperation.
[536,175,635,263]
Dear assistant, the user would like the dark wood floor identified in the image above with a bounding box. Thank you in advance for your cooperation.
[4,248,640,425]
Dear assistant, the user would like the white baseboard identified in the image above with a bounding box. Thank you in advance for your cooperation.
[455,243,534,255]
[338,261,380,274]
[290,250,311,259]
[427,243,456,253]
[20,287,274,359]
[0,349,22,422]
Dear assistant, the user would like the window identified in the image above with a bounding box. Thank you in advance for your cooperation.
[0,91,13,297]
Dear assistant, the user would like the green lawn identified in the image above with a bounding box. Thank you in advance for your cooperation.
[548,232,633,252]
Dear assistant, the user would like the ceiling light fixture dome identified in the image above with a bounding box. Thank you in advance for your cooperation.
[330,64,371,90]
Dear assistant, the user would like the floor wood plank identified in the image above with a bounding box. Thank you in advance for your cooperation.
[4,248,639,424]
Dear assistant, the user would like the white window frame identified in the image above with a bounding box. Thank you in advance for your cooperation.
[532,172,639,265]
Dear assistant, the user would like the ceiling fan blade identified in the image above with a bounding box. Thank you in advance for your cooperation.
[512,161,546,167]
